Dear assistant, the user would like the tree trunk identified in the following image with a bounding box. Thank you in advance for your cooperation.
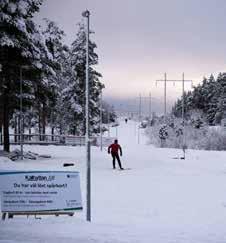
[3,99,10,152]
[42,103,46,141]
[14,115,17,143]
[59,125,62,135]
[38,108,42,141]
[28,118,31,141]
[0,112,3,145]
[51,127,54,141]
[0,125,2,145]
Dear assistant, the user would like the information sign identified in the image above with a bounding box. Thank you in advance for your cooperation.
[0,170,83,213]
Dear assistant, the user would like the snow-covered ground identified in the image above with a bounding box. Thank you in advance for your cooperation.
[1,119,226,243]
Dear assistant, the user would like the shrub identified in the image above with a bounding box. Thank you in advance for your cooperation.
[146,121,226,151]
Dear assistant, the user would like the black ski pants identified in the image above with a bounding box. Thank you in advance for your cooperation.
[111,152,122,169]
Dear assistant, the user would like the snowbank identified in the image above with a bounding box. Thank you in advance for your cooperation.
[1,120,226,243]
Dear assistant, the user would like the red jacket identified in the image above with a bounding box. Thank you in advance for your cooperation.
[108,143,122,155]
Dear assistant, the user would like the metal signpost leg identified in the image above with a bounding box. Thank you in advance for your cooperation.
[82,9,91,222]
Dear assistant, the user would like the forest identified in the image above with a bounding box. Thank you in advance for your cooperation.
[0,0,115,152]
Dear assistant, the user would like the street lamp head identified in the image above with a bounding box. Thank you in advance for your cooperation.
[82,10,90,18]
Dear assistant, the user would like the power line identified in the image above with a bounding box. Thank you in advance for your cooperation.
[156,73,193,122]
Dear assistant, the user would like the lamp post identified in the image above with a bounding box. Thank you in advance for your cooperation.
[82,9,91,222]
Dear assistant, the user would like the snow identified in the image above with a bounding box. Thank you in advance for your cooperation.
[17,1,29,16]
[7,3,17,14]
[1,119,226,242]
[0,34,15,47]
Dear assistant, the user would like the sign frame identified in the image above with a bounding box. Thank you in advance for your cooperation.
[0,170,83,219]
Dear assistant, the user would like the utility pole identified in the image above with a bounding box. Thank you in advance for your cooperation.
[156,73,167,120]
[182,73,185,125]
[82,9,91,222]
[138,93,141,144]
[164,73,167,118]
[107,110,110,137]
[136,93,154,119]
[156,73,192,158]
[156,73,192,122]
[135,93,155,143]
[149,92,152,119]
[139,93,142,121]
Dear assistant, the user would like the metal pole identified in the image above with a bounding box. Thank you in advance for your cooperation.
[149,92,152,119]
[164,73,167,121]
[139,93,142,121]
[100,89,103,151]
[134,99,137,136]
[20,67,23,160]
[82,10,91,222]
[138,93,141,144]
[182,73,186,158]
[182,73,185,125]
[107,110,110,137]
[134,114,136,136]
[156,74,192,123]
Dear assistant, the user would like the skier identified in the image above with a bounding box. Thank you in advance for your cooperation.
[108,139,124,170]
[125,118,128,123]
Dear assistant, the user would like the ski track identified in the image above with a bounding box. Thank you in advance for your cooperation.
[1,119,226,243]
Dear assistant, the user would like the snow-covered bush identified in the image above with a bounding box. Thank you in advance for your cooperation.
[146,120,184,149]
[200,127,226,150]
[146,118,226,151]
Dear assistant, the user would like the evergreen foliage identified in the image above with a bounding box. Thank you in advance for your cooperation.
[64,22,104,135]
[0,0,54,151]
[0,2,114,152]
[172,73,226,125]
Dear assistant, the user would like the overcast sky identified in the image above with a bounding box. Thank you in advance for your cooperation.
[35,0,226,114]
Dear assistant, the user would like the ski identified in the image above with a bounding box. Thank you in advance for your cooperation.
[118,168,132,171]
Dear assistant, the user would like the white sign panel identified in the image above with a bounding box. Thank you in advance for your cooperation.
[0,170,83,213]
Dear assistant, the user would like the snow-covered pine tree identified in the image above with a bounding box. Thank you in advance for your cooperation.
[43,20,75,135]
[214,73,226,124]
[55,50,74,135]
[34,19,70,138]
[172,73,225,125]
[191,84,201,110]
[172,98,182,117]
[205,74,220,125]
[0,0,53,151]
[172,90,193,119]
[200,77,210,114]
[185,91,193,113]
[102,102,117,124]
[65,22,104,135]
